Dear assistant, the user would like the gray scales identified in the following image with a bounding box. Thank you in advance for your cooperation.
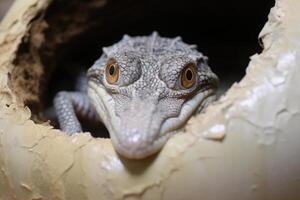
[54,32,219,159]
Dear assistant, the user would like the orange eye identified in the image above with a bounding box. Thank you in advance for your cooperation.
[181,63,197,89]
[105,58,119,84]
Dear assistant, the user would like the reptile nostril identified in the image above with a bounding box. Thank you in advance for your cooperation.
[119,129,149,149]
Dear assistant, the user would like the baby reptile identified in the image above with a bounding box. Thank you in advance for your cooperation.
[54,32,219,159]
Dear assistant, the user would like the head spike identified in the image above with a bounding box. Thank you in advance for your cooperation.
[148,31,158,54]
[102,47,110,55]
[189,44,198,49]
[151,31,159,37]
[168,36,182,50]
[175,36,182,41]
[122,34,131,41]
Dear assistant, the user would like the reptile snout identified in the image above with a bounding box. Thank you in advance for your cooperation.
[114,126,167,159]
[109,96,168,158]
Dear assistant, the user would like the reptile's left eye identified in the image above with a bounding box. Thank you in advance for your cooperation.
[180,63,197,89]
[105,58,119,84]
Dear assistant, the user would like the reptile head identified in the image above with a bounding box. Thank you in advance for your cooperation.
[87,32,218,159]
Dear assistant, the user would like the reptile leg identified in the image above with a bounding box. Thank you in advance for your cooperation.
[54,91,94,135]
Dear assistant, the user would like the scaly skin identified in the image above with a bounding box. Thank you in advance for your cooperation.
[54,32,219,159]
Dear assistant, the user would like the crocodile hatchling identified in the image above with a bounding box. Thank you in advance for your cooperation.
[54,32,219,159]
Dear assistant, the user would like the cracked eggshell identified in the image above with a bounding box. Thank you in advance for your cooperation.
[0,0,300,199]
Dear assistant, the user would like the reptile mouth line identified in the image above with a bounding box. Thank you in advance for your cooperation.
[10,0,273,138]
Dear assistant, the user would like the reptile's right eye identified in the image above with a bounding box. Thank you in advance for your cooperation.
[180,63,197,89]
[105,58,119,84]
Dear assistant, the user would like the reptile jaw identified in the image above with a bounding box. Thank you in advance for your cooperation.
[160,88,215,135]
[88,81,216,159]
